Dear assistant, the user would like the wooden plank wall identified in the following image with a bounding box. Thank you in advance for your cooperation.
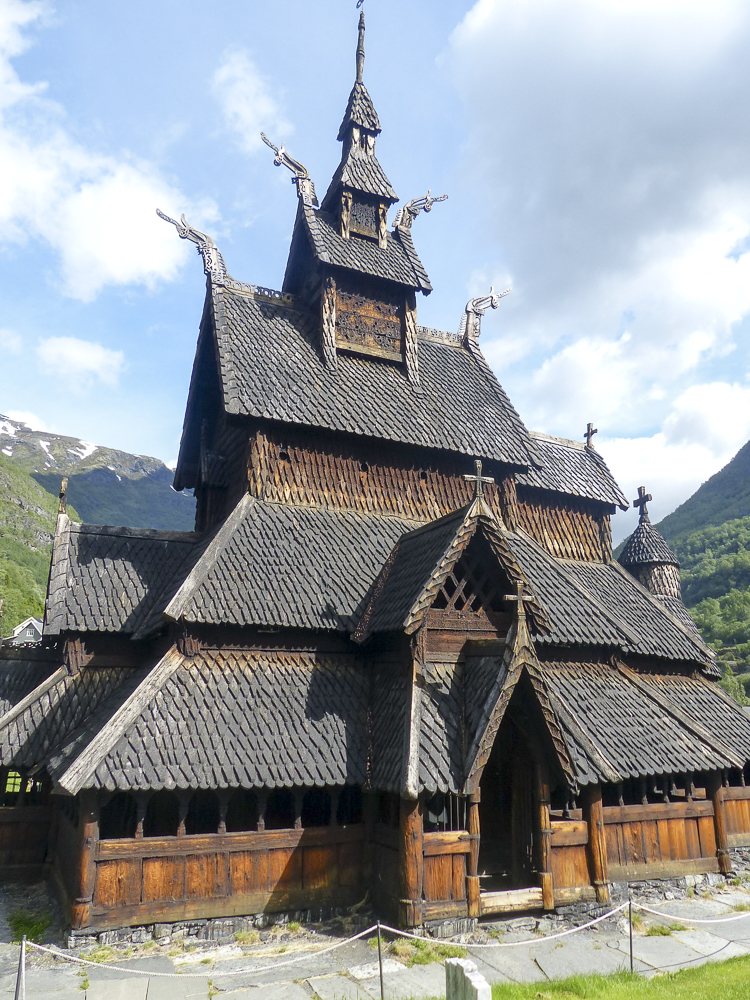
[722,787,750,848]
[422,831,469,921]
[0,806,51,877]
[550,819,590,890]
[603,802,719,880]
[89,825,365,930]
[516,490,610,562]
[372,823,400,922]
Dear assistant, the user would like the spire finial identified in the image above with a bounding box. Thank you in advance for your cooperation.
[633,486,652,523]
[356,10,365,82]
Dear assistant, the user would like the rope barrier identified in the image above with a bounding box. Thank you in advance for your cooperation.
[381,903,629,948]
[634,902,750,925]
[26,924,377,979]
[16,896,750,984]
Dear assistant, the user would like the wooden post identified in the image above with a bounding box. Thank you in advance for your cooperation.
[583,784,609,904]
[362,791,376,889]
[399,796,423,927]
[71,790,99,929]
[708,773,732,874]
[538,765,554,910]
[466,790,481,918]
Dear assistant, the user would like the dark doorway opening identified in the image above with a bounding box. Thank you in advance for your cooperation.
[478,716,538,891]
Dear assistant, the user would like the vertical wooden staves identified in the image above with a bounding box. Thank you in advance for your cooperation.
[708,774,732,874]
[71,790,99,929]
[537,765,554,910]
[584,784,610,904]
[399,796,423,927]
[466,791,481,918]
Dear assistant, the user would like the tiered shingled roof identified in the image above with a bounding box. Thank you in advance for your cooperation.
[518,432,629,510]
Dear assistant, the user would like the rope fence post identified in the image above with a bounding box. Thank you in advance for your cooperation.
[377,920,384,1000]
[629,898,633,974]
[13,935,25,1000]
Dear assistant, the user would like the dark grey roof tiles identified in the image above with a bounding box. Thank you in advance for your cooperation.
[0,665,133,771]
[370,657,409,793]
[303,205,429,290]
[165,495,419,632]
[338,81,381,138]
[217,287,540,468]
[79,650,369,792]
[326,148,397,202]
[517,433,628,509]
[506,531,712,665]
[0,657,60,716]
[44,519,198,636]
[619,520,679,567]
[539,661,737,783]
[419,661,464,794]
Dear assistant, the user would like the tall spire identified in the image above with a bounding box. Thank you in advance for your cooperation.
[356,11,365,83]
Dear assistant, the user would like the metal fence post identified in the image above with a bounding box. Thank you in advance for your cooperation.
[629,899,633,974]
[13,935,25,1000]
[377,920,384,1000]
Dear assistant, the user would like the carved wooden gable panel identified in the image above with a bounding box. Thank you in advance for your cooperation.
[426,539,512,634]
[335,274,403,361]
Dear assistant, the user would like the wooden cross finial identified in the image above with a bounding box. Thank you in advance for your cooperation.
[585,422,598,448]
[58,477,68,515]
[633,485,652,522]
[504,580,532,619]
[464,459,494,499]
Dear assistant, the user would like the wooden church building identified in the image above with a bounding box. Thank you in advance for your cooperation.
[3,14,750,935]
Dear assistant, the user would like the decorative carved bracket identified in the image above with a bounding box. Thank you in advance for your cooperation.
[156,210,228,285]
[261,133,319,207]
[459,287,511,348]
[393,190,447,231]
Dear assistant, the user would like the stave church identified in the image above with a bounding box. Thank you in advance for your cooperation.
[3,13,750,937]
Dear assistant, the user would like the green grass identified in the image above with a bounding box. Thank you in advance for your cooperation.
[490,955,750,998]
[645,922,686,936]
[8,909,50,943]
[389,937,467,966]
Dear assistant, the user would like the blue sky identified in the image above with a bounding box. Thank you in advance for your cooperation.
[1,0,750,542]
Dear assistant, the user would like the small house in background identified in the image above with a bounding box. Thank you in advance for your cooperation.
[3,617,43,646]
[2,12,750,943]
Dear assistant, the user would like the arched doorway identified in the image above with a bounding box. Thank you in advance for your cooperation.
[478,714,539,892]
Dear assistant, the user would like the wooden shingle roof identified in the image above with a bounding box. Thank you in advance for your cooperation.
[518,432,629,509]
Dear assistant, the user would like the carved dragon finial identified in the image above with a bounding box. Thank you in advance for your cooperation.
[458,286,511,348]
[392,190,448,231]
[156,209,228,284]
[261,133,319,206]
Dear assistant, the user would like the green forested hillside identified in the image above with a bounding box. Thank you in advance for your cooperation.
[658,440,750,543]
[0,454,79,635]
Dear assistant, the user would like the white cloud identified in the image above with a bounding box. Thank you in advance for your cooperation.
[451,0,750,519]
[36,336,125,392]
[0,328,21,353]
[0,2,217,300]
[4,409,51,431]
[211,50,291,155]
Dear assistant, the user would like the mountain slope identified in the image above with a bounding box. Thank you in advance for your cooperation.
[657,440,750,543]
[0,453,80,635]
[0,415,195,531]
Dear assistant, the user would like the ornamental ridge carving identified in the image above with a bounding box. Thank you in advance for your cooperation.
[261,133,319,207]
[459,286,511,348]
[156,210,228,285]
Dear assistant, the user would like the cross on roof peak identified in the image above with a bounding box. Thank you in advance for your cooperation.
[633,486,652,523]
[585,422,598,448]
[503,580,533,618]
[464,459,494,499]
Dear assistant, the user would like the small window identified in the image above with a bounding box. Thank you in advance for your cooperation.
[337,786,362,826]
[143,790,180,837]
[185,790,220,835]
[100,793,138,839]
[226,790,259,832]
[301,789,331,828]
[265,790,295,830]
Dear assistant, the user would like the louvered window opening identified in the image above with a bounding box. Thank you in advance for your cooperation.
[431,555,506,615]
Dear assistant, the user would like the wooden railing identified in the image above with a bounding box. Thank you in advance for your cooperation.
[89,824,366,930]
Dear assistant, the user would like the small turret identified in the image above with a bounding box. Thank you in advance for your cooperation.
[618,487,681,600]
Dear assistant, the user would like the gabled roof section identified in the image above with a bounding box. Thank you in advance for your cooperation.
[52,648,369,794]
[619,519,679,567]
[505,529,713,666]
[44,515,199,636]
[538,659,745,786]
[323,148,397,204]
[338,80,381,139]
[0,650,61,716]
[353,498,549,642]
[208,285,539,469]
[160,494,419,633]
[294,203,428,290]
[517,432,628,510]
